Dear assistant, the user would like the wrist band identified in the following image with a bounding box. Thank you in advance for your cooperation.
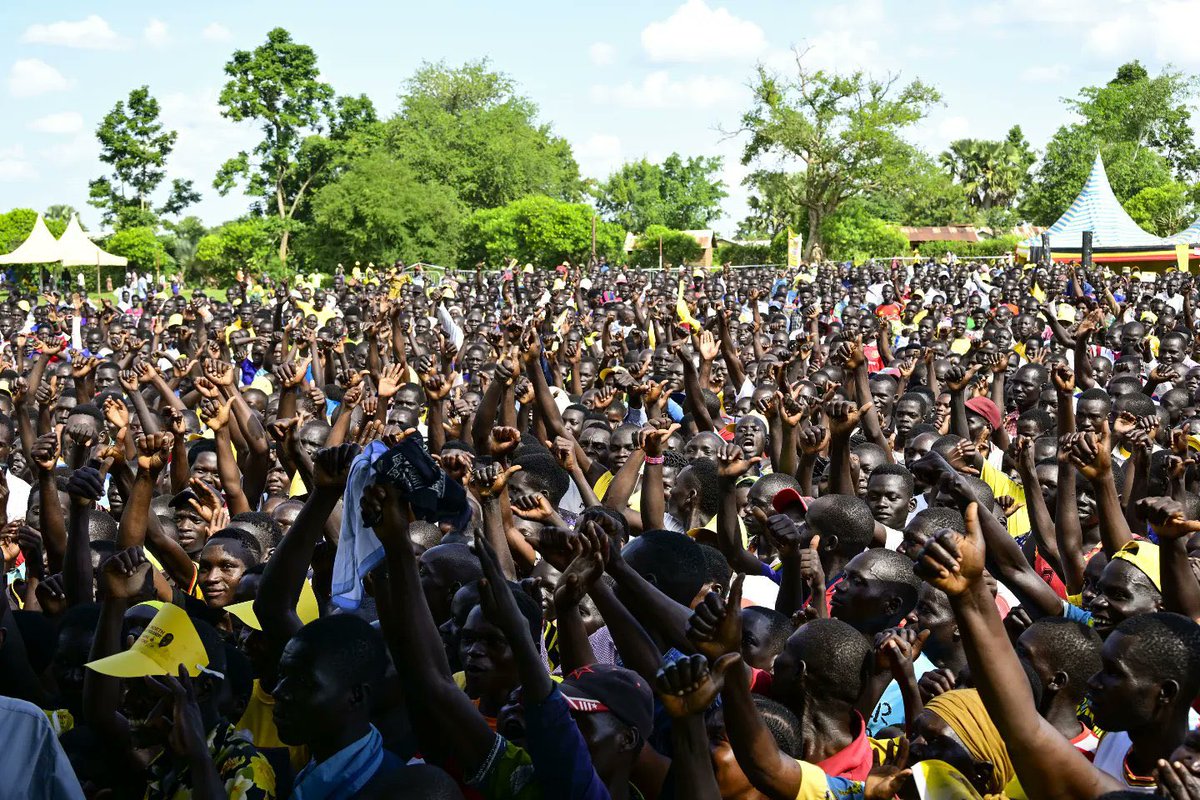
[645,455,665,465]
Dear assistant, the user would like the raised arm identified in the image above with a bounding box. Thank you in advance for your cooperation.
[29,434,67,575]
[369,481,499,775]
[1068,420,1133,556]
[689,576,807,800]
[254,445,356,666]
[714,444,767,575]
[915,505,1120,800]
[62,465,105,606]
[1139,498,1200,623]
[202,397,251,516]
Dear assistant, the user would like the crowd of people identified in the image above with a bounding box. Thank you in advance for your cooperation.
[2,255,1200,799]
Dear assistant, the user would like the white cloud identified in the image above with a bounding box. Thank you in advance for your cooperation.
[937,115,971,141]
[157,87,259,184]
[8,59,73,98]
[28,111,83,134]
[792,30,883,74]
[1020,64,1069,82]
[641,0,767,63]
[575,133,623,178]
[21,15,122,50]
[202,23,232,43]
[0,146,38,182]
[39,134,95,167]
[1085,15,1131,57]
[590,70,742,109]
[144,19,170,49]
[589,42,616,67]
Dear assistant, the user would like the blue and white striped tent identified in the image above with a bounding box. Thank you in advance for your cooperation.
[1019,153,1169,252]
[1167,217,1200,244]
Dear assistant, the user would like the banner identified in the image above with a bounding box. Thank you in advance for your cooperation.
[787,228,802,267]
[1176,242,1190,273]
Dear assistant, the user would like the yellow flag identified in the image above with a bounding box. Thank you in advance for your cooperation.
[786,228,801,267]
[1176,243,1190,273]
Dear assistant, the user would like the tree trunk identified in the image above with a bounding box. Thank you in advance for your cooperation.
[803,206,821,261]
[278,229,290,271]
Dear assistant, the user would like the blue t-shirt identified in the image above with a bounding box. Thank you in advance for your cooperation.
[867,652,936,736]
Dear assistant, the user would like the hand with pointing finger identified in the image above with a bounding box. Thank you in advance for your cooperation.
[638,421,680,458]
[715,443,761,480]
[799,534,827,617]
[686,573,745,662]
[470,463,523,499]
[655,652,741,719]
[826,399,871,439]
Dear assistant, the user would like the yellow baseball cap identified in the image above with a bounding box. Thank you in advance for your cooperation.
[1112,540,1161,591]
[85,603,210,678]
[225,581,320,631]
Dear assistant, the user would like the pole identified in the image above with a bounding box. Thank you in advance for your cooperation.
[659,236,663,270]
[591,214,597,266]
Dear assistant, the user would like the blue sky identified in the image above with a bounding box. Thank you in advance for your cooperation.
[5,0,1200,236]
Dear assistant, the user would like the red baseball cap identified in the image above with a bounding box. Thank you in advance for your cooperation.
[964,397,1002,431]
[772,488,813,514]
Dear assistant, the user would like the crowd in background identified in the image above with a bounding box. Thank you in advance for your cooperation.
[1,256,1200,799]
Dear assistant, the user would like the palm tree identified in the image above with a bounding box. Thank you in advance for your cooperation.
[172,236,199,283]
[44,204,78,224]
[940,139,1030,211]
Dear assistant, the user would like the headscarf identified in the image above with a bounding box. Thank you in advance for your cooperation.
[926,689,1015,797]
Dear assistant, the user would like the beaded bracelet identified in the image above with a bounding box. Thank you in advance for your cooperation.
[645,455,665,465]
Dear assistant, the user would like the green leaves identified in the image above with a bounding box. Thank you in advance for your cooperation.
[303,151,463,267]
[89,86,193,228]
[215,27,374,266]
[939,134,1034,211]
[381,59,581,211]
[103,226,172,272]
[592,153,727,231]
[460,195,622,268]
[737,54,940,258]
[819,199,909,262]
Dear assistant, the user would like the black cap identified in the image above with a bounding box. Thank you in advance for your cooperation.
[559,664,653,741]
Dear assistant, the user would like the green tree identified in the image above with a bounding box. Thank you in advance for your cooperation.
[104,226,173,272]
[865,145,970,226]
[940,132,1034,211]
[44,205,78,225]
[381,59,581,211]
[162,216,207,281]
[89,86,197,228]
[1022,62,1197,225]
[215,27,378,268]
[735,52,940,258]
[819,199,909,261]
[1073,61,1199,179]
[1124,182,1193,236]
[629,225,704,268]
[193,219,278,285]
[738,170,805,240]
[461,195,622,267]
[593,153,726,231]
[302,151,464,267]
